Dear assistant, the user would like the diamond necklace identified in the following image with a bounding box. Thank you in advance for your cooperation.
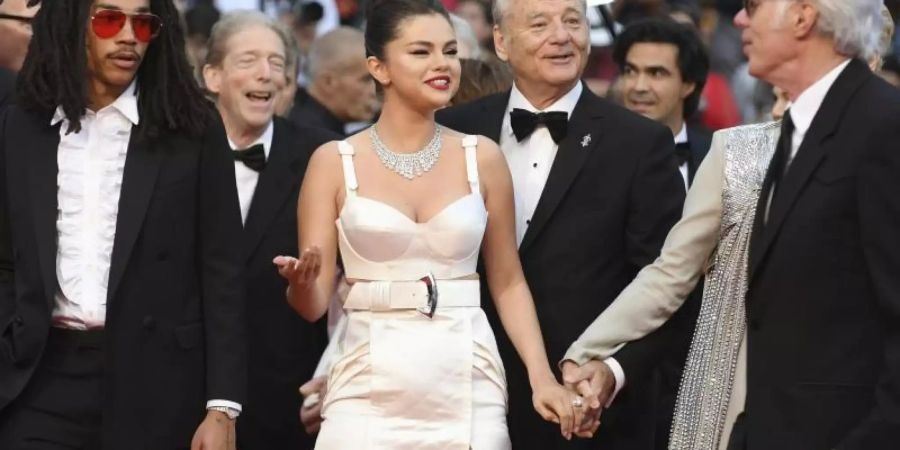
[369,124,442,180]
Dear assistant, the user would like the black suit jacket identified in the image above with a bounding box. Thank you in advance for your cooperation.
[686,125,711,183]
[437,85,685,450]
[237,118,338,450]
[745,59,900,449]
[0,105,247,449]
[286,88,346,137]
[0,69,15,111]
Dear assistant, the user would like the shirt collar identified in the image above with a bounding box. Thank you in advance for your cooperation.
[673,122,688,144]
[787,59,850,136]
[51,80,140,126]
[505,81,583,137]
[227,120,275,160]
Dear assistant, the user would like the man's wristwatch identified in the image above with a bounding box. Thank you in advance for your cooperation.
[208,406,240,420]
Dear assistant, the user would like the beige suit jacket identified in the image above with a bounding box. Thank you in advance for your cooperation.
[564,128,770,449]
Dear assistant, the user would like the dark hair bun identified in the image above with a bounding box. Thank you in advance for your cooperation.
[364,0,450,60]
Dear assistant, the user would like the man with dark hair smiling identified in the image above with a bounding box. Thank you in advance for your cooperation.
[615,17,711,189]
[0,0,246,448]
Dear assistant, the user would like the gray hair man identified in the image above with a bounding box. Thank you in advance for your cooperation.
[565,1,900,449]
[438,0,686,449]
[202,10,338,450]
[287,26,377,136]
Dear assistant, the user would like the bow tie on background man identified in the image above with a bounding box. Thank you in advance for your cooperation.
[674,141,692,167]
[232,144,266,172]
[510,108,569,144]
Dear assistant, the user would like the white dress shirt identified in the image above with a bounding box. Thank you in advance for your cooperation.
[673,122,690,190]
[52,82,137,330]
[229,121,274,225]
[501,82,582,246]
[785,59,851,164]
[500,81,625,403]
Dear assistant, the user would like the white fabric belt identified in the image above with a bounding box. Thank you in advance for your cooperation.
[343,279,480,312]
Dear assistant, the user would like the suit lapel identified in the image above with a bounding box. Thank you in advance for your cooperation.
[748,59,870,281]
[686,128,710,185]
[519,89,603,253]
[26,116,62,306]
[106,128,161,303]
[476,92,509,142]
[242,120,302,260]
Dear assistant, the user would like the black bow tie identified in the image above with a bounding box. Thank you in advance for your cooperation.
[232,144,266,172]
[674,142,692,167]
[510,108,569,144]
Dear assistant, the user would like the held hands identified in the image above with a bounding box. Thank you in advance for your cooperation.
[561,359,617,437]
[298,375,328,435]
[531,377,589,441]
[273,246,322,288]
[191,410,236,450]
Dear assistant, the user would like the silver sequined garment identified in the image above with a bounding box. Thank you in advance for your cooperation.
[668,122,780,450]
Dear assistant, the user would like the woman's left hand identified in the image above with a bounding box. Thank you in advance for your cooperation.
[531,379,587,440]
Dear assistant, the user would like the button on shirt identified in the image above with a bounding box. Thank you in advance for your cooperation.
[499,81,625,403]
[501,82,582,246]
[52,82,137,330]
[230,121,274,224]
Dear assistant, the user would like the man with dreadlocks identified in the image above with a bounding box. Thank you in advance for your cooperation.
[0,0,246,448]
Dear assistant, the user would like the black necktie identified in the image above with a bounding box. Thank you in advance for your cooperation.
[674,142,692,167]
[769,112,795,199]
[232,144,266,172]
[510,108,569,144]
[759,111,795,223]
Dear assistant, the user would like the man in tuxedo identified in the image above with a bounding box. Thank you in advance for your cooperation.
[614,17,710,448]
[616,17,711,189]
[202,11,338,450]
[0,0,40,109]
[0,0,246,448]
[287,27,377,136]
[436,0,685,448]
[569,1,900,448]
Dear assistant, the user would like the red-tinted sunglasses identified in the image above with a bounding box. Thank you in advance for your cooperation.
[91,9,163,43]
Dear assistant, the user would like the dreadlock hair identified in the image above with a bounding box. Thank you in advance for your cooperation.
[17,0,213,139]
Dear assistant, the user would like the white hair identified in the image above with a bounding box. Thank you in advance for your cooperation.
[811,0,883,59]
[450,14,483,60]
[492,0,588,28]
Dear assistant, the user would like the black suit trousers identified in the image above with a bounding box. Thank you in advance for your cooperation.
[0,329,105,450]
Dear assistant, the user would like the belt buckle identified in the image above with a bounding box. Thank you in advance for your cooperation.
[417,272,439,319]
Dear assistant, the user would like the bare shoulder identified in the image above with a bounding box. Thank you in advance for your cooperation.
[470,135,508,176]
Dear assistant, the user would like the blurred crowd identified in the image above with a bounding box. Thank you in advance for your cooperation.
[165,0,900,135]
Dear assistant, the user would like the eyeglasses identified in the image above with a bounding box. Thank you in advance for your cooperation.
[90,9,163,43]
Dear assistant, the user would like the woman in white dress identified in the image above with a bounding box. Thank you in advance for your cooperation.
[273,0,584,448]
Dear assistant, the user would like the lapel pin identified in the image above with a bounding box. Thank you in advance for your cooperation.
[581,134,592,148]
